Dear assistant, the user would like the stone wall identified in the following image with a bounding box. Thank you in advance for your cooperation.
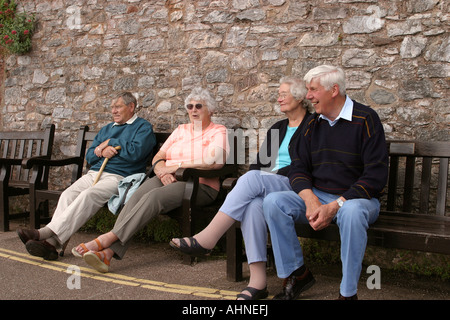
[1,0,449,174]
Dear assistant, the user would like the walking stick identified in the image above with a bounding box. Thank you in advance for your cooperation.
[93,146,121,185]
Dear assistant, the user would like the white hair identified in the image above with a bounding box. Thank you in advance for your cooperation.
[304,65,346,96]
[184,87,217,114]
[280,76,312,111]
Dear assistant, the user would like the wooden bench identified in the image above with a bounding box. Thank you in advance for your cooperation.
[25,128,238,262]
[226,140,450,281]
[23,125,91,229]
[0,124,55,232]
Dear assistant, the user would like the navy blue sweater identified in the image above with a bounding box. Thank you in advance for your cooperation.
[289,101,388,200]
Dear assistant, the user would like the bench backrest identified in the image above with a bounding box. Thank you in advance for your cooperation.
[0,124,55,185]
[384,140,450,216]
[153,132,171,159]
[68,125,91,183]
[76,130,170,179]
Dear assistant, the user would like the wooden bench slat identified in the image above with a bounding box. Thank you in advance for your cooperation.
[436,158,449,216]
[389,142,415,155]
[386,156,399,211]
[375,214,450,236]
[419,157,432,213]
[415,141,450,157]
[403,156,416,212]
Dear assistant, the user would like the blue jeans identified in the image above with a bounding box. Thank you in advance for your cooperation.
[263,188,380,297]
[219,170,292,264]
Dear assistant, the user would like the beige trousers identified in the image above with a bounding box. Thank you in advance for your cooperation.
[46,170,123,245]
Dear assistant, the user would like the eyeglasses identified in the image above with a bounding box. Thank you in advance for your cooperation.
[277,93,290,100]
[186,103,203,110]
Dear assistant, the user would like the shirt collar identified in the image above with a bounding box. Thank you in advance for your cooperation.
[113,114,138,126]
[319,96,353,126]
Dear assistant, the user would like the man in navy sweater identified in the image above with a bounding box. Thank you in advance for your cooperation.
[17,92,156,260]
[263,65,388,300]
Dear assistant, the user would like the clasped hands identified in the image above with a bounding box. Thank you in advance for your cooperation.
[301,190,341,231]
[154,163,177,186]
[94,139,119,159]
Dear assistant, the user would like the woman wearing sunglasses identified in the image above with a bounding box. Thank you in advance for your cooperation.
[72,87,228,273]
[171,76,312,300]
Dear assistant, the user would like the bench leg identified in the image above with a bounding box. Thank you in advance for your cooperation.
[0,193,9,232]
[29,190,38,229]
[180,204,195,265]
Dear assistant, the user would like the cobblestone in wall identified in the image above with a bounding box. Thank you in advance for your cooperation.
[0,0,448,173]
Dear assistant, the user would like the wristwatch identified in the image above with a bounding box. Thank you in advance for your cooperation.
[336,198,344,208]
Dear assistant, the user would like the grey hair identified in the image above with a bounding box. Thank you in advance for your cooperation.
[280,76,313,112]
[116,91,137,109]
[303,65,346,96]
[184,87,217,114]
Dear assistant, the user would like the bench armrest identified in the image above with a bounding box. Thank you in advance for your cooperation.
[22,156,84,169]
[0,157,23,166]
[175,165,235,181]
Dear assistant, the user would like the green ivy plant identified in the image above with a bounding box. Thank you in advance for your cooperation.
[0,0,35,55]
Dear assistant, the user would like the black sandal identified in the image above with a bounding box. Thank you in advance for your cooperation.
[169,237,212,257]
[236,286,269,300]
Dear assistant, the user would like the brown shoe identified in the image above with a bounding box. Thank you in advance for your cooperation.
[25,239,58,260]
[273,267,315,300]
[17,228,39,245]
[336,293,358,300]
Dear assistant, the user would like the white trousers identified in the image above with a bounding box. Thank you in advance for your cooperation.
[46,170,123,244]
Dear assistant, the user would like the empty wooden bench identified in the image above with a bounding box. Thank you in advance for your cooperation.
[0,124,55,231]
[226,140,450,281]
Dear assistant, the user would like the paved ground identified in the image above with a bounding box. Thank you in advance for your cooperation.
[1,219,448,312]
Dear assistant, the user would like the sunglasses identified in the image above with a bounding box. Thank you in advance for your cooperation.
[186,103,203,110]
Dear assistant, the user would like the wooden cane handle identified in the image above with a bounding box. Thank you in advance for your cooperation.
[92,145,121,185]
